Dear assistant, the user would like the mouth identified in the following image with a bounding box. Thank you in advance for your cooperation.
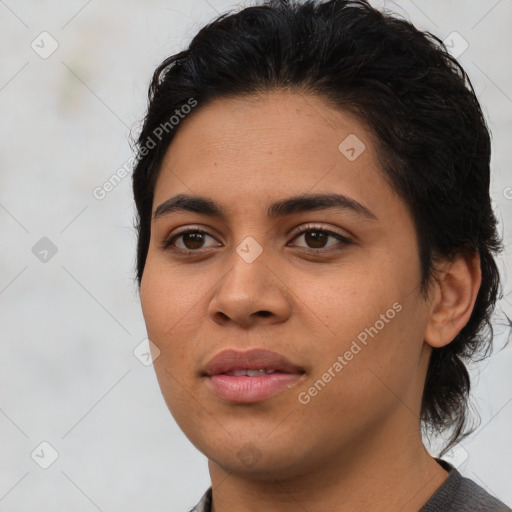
[202,348,306,403]
[222,368,286,376]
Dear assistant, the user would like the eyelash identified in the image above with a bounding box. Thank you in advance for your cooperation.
[161,224,352,255]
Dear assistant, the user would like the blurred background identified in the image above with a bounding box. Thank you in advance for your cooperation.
[0,1,511,510]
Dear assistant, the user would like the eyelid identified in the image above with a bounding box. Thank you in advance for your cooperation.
[288,223,351,241]
[162,223,352,252]
[161,225,220,250]
[287,224,353,253]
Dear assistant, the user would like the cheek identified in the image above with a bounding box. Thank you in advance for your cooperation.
[301,261,398,342]
[299,251,426,395]
[140,258,206,346]
[139,257,216,407]
[140,271,169,344]
[140,266,200,418]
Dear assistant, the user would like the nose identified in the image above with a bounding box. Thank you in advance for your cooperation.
[207,250,292,329]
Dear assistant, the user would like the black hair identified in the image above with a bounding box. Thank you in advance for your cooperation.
[131,0,503,454]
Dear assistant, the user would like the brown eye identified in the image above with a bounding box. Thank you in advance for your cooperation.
[303,230,330,249]
[163,229,220,251]
[290,226,351,251]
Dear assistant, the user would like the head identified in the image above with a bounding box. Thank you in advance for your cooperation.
[132,0,502,474]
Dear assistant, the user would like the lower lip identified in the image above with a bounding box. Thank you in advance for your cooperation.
[206,373,304,403]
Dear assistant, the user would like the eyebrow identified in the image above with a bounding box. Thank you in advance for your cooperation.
[153,192,377,221]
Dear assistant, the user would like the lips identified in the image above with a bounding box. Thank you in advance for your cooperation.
[203,348,304,376]
[203,348,305,403]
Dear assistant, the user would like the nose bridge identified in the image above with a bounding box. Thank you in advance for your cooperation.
[235,233,265,265]
[220,237,272,302]
[208,237,291,326]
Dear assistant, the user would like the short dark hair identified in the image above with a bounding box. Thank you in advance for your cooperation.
[131,0,503,454]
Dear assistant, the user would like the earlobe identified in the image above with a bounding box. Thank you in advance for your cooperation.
[424,251,482,349]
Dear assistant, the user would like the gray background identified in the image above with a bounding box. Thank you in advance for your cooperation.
[1,1,511,510]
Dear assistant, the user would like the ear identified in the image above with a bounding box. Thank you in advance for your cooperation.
[424,250,482,349]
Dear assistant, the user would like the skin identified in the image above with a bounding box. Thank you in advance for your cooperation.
[140,90,481,512]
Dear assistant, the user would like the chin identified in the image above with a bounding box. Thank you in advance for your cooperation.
[207,445,309,481]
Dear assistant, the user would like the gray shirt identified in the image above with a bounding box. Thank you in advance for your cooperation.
[189,459,511,511]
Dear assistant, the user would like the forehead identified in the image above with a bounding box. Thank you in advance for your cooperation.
[153,91,401,221]
[160,91,372,164]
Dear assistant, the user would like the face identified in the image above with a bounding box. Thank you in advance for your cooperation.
[140,91,433,480]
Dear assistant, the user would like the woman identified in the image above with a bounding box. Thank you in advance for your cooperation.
[131,1,510,510]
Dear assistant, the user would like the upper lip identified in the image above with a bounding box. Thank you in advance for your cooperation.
[203,348,305,376]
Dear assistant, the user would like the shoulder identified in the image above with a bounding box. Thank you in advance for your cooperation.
[454,475,511,511]
[421,459,511,512]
